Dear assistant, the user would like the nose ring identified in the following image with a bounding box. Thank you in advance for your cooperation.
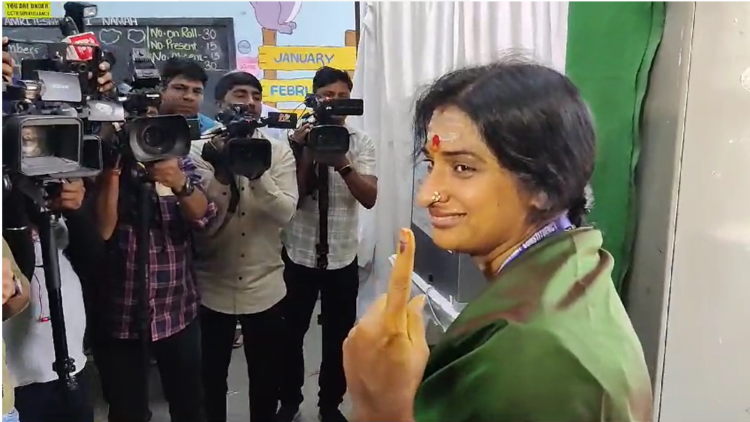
[431,191,442,204]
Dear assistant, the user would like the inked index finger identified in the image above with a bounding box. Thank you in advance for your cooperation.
[385,228,416,333]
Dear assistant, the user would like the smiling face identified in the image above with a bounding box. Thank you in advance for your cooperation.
[416,106,535,256]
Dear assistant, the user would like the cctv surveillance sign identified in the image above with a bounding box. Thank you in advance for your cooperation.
[3,1,51,19]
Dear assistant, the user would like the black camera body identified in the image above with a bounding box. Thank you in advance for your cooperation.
[202,104,297,180]
[2,75,103,185]
[111,49,192,164]
[302,95,364,155]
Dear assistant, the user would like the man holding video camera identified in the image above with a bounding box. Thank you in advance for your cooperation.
[159,57,218,133]
[278,66,378,422]
[2,38,113,422]
[188,70,298,422]
[93,57,217,422]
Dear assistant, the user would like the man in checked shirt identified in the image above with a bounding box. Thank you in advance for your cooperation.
[93,58,218,422]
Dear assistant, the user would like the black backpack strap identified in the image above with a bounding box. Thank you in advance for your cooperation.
[315,163,329,270]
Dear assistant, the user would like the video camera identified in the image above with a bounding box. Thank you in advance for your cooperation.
[110,49,192,164]
[201,104,297,180]
[2,61,103,186]
[1,2,113,189]
[301,94,363,155]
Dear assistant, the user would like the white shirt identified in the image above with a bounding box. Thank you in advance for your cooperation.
[3,221,87,386]
[190,131,298,314]
[283,125,377,270]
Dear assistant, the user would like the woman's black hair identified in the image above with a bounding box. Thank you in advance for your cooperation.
[160,57,209,86]
[312,66,353,92]
[413,57,596,225]
[214,71,263,101]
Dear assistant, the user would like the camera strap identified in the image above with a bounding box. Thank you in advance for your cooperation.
[316,163,330,269]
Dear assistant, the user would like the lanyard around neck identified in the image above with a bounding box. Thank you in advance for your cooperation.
[497,215,574,274]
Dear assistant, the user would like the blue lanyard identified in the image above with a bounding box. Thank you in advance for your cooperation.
[498,215,574,273]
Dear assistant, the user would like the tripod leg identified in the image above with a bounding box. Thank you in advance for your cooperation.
[37,211,78,392]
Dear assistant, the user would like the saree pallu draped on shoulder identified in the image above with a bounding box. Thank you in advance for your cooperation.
[414,228,653,422]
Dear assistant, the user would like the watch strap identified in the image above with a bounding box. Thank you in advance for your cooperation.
[172,177,194,198]
[337,164,353,178]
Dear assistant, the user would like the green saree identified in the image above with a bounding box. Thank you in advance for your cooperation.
[414,228,652,422]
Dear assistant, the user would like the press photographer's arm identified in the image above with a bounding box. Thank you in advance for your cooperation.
[96,162,121,240]
[324,145,378,210]
[150,158,211,221]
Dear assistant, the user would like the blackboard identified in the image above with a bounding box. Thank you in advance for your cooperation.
[3,17,236,117]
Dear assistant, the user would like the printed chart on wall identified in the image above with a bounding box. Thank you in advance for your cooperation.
[240,2,357,117]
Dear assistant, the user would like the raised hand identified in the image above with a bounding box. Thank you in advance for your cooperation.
[343,228,428,422]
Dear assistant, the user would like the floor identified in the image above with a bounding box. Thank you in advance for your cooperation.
[89,299,361,422]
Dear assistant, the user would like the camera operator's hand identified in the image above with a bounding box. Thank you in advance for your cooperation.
[3,258,17,305]
[147,158,187,190]
[49,179,86,211]
[92,61,114,93]
[2,37,15,82]
[291,123,313,144]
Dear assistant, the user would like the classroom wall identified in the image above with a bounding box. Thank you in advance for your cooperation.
[43,1,357,115]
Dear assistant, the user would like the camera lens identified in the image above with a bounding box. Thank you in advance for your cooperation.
[140,125,175,154]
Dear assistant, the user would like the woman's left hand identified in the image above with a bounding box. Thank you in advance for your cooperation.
[343,228,429,422]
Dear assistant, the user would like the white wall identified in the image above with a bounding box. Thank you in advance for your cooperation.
[629,3,750,421]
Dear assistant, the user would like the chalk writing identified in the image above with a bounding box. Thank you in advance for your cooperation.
[96,17,139,27]
[258,46,356,71]
[147,26,227,71]
[3,17,58,26]
[6,43,40,58]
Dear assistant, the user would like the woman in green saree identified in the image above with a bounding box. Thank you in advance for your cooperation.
[343,61,653,422]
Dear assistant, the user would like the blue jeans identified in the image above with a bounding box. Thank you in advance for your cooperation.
[2,409,20,422]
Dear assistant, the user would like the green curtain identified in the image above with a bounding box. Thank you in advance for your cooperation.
[565,2,666,293]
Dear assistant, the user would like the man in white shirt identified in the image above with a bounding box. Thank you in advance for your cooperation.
[3,182,96,422]
[278,67,378,422]
[192,71,299,422]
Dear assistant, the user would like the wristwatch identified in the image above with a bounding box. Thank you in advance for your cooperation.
[172,177,195,198]
[336,164,353,178]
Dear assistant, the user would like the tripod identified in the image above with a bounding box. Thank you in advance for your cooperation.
[15,177,78,393]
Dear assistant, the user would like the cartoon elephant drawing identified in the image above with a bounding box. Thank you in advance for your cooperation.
[250,1,302,35]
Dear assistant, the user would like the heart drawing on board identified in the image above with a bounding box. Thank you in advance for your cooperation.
[127,29,146,45]
[98,28,122,45]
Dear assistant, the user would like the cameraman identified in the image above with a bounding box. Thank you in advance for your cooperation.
[93,57,217,422]
[278,66,377,422]
[212,70,287,141]
[159,57,218,132]
[2,39,113,422]
[189,71,298,422]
